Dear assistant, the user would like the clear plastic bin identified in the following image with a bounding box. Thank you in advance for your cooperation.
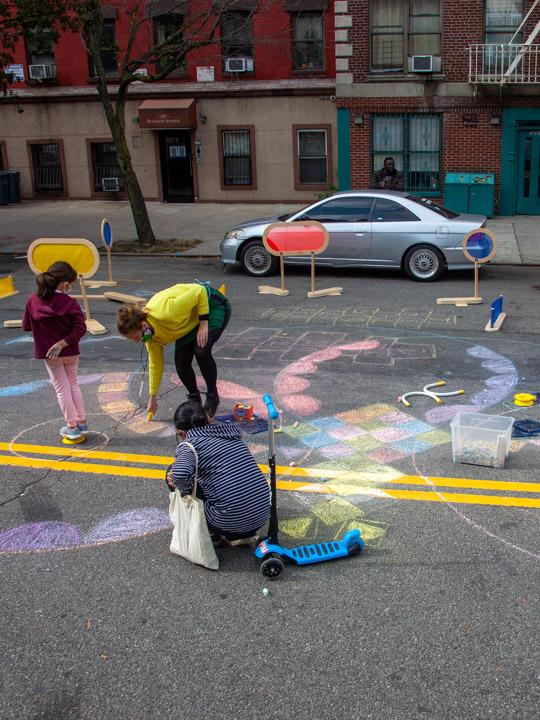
[450,412,515,469]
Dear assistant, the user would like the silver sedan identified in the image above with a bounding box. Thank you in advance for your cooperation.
[219,190,487,282]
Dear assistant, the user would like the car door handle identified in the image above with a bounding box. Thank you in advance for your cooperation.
[355,233,365,236]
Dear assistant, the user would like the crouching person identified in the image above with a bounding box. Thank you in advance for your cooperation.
[166,400,270,546]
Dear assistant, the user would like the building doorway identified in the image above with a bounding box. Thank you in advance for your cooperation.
[516,129,540,214]
[158,132,194,202]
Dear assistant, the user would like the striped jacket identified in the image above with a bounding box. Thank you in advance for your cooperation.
[170,423,270,534]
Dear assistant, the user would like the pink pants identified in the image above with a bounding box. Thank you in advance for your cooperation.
[44,355,86,427]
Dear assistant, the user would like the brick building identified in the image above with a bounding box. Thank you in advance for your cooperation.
[0,0,336,203]
[334,0,540,215]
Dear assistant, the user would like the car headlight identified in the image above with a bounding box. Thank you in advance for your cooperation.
[224,230,244,241]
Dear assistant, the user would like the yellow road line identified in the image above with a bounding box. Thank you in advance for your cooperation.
[0,442,172,466]
[1,442,540,509]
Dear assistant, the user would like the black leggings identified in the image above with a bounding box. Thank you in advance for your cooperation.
[174,326,225,397]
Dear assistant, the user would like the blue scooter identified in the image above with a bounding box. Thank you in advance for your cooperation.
[255,394,364,579]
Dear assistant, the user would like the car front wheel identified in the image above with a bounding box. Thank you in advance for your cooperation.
[403,245,445,282]
[239,240,279,277]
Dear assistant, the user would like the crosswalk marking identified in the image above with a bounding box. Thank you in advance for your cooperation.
[1,441,539,509]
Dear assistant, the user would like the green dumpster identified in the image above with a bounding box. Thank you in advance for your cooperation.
[444,172,495,217]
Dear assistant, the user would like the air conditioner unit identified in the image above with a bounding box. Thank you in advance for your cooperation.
[134,68,148,77]
[29,64,57,80]
[411,55,433,72]
[102,177,121,192]
[225,57,254,72]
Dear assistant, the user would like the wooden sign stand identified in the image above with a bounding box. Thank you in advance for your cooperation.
[84,219,117,288]
[307,252,342,298]
[437,228,497,307]
[258,254,290,296]
[78,275,107,334]
[258,221,342,299]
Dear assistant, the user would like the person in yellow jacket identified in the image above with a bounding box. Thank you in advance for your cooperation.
[117,283,230,418]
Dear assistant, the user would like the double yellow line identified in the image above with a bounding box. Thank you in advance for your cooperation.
[1,441,539,509]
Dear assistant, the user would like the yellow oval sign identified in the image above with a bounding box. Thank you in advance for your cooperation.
[27,238,99,278]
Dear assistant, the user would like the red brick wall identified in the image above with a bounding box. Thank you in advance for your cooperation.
[4,0,335,88]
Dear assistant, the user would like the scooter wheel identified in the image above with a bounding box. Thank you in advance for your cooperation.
[260,556,284,579]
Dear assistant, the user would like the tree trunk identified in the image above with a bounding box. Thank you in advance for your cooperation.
[115,130,156,245]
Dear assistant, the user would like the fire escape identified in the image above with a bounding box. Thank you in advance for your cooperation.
[469,0,540,85]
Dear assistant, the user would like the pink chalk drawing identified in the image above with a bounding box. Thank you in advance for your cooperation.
[276,339,380,416]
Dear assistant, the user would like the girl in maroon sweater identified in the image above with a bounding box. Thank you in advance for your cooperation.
[23,262,88,441]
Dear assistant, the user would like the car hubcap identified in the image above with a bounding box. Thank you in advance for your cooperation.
[411,249,438,278]
[245,246,271,274]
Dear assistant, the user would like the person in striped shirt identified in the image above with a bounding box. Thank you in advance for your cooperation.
[166,401,270,546]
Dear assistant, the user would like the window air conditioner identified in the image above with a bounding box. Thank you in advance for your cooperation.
[29,64,57,80]
[411,55,433,72]
[102,177,121,192]
[134,68,148,77]
[225,57,254,72]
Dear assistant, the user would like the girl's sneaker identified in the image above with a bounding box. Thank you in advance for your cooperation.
[77,423,89,435]
[60,425,82,440]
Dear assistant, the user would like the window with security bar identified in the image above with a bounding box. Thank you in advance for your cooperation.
[221,129,254,187]
[292,12,324,71]
[297,129,328,185]
[370,0,441,73]
[90,142,124,193]
[25,29,56,71]
[30,143,64,194]
[484,0,523,71]
[153,13,184,73]
[371,114,442,194]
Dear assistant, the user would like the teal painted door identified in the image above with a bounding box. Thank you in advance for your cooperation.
[516,130,540,213]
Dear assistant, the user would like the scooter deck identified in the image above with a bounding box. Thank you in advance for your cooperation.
[256,529,363,566]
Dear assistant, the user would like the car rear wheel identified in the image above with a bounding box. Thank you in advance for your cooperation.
[403,245,445,282]
[240,240,278,277]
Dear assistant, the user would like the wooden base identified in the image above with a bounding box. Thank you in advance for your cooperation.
[307,287,343,298]
[3,319,22,328]
[258,285,290,296]
[86,318,108,335]
[485,312,506,332]
[103,291,146,304]
[437,296,483,306]
[84,280,118,288]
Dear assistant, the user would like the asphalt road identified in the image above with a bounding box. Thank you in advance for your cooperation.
[0,254,539,720]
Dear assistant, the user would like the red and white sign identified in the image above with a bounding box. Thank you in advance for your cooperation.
[262,221,329,256]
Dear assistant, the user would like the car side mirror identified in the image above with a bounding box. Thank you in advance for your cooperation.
[295,214,310,221]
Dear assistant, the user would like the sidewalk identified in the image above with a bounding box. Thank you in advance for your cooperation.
[0,199,537,263]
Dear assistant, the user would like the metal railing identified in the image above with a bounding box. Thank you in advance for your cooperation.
[34,167,63,192]
[469,43,540,84]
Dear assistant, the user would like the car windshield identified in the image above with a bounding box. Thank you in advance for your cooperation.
[406,196,459,219]
[278,212,294,221]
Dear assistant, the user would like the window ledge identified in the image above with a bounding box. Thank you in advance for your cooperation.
[87,75,121,84]
[367,72,447,82]
[292,68,326,74]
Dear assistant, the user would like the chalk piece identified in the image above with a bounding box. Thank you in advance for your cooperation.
[3,319,22,328]
[292,421,299,428]
[262,588,271,597]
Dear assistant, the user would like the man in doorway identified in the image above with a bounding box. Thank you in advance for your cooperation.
[370,157,404,191]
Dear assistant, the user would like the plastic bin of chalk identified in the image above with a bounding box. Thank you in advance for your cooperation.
[450,412,515,469]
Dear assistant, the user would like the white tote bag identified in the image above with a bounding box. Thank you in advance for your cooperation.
[168,441,219,570]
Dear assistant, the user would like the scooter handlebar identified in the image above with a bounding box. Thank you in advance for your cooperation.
[262,394,279,420]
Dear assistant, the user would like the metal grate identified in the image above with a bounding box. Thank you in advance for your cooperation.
[371,113,442,194]
[31,143,63,193]
[222,130,252,185]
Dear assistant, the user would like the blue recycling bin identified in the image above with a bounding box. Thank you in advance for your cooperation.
[444,172,495,217]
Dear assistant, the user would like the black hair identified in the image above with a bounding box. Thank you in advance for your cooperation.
[36,261,77,299]
[384,157,395,164]
[173,400,208,432]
